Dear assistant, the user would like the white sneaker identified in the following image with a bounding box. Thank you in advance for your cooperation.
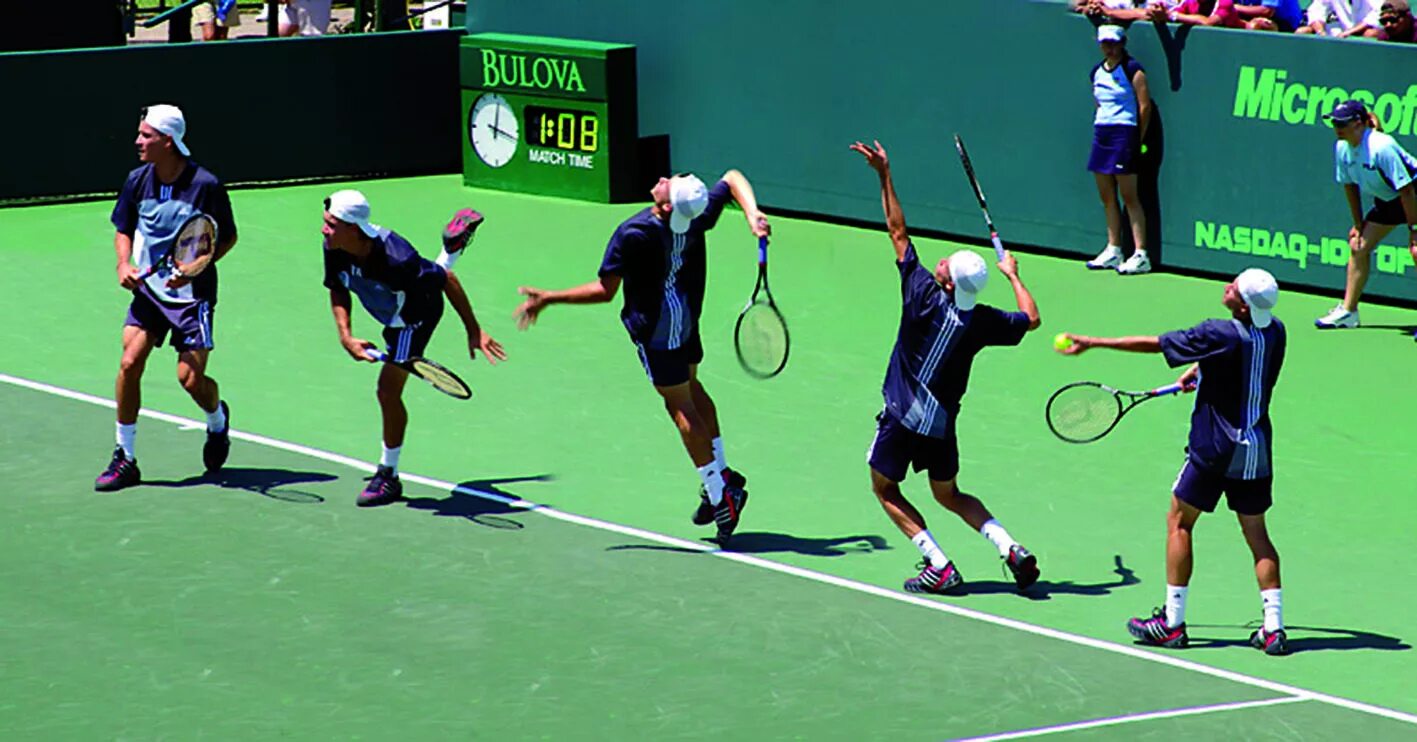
[1116,252,1152,275]
[1086,245,1123,270]
[1314,304,1359,329]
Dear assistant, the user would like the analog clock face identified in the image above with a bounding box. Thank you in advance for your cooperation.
[469,93,519,168]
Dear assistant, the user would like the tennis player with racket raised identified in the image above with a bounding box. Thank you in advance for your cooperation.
[96,104,239,492]
[514,171,770,546]
[1056,268,1291,655]
[322,190,505,507]
[850,140,1043,595]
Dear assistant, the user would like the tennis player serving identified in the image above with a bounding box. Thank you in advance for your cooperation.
[851,139,1043,596]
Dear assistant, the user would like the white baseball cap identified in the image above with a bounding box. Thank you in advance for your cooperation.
[669,174,709,234]
[947,250,989,311]
[1235,268,1279,328]
[325,189,381,238]
[143,104,190,156]
[1097,24,1125,43]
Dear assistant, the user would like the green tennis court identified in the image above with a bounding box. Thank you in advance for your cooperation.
[2,176,1414,738]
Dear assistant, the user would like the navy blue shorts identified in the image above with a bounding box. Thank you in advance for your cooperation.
[634,332,703,387]
[125,284,215,352]
[867,409,960,483]
[1088,124,1140,176]
[1366,196,1407,226]
[1172,458,1272,516]
[382,302,443,362]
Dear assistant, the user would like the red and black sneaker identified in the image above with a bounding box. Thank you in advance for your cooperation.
[692,467,747,526]
[357,466,403,507]
[1250,628,1290,656]
[94,447,141,492]
[712,482,748,546]
[904,561,964,595]
[442,208,485,253]
[1127,608,1189,649]
[1004,544,1040,591]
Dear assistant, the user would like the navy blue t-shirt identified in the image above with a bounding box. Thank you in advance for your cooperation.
[598,179,733,349]
[322,228,447,329]
[881,243,1030,439]
[111,161,236,305]
[1160,317,1286,479]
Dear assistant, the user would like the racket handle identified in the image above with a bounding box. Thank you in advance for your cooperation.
[757,235,768,266]
[990,234,1005,262]
[367,348,387,362]
[1153,383,1184,396]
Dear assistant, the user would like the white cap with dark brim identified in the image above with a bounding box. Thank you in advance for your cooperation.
[947,250,989,311]
[669,174,709,234]
[144,104,191,157]
[1236,268,1279,328]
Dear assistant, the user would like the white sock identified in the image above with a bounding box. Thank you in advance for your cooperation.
[1165,585,1189,628]
[116,422,137,460]
[697,462,724,505]
[1262,588,1283,633]
[910,530,950,569]
[380,444,401,473]
[205,401,227,433]
[435,247,461,269]
[979,518,1018,558]
[711,436,727,471]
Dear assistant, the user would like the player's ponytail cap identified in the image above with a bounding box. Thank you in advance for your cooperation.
[1323,99,1367,126]
[947,250,989,311]
[143,104,190,157]
[1097,25,1125,43]
[669,174,709,234]
[1236,268,1278,328]
[325,189,381,238]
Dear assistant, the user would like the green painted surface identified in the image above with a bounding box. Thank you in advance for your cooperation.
[1,176,1414,737]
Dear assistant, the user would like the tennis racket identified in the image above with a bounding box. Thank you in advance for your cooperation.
[1045,381,1184,443]
[367,348,472,400]
[953,134,1006,262]
[734,235,790,379]
[137,212,218,281]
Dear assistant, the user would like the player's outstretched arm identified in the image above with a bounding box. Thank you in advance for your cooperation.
[721,169,771,238]
[1056,334,1161,356]
[996,253,1041,330]
[329,288,377,362]
[514,274,622,330]
[445,270,506,364]
[849,140,909,261]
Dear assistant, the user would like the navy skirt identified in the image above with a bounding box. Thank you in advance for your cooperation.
[1088,124,1140,176]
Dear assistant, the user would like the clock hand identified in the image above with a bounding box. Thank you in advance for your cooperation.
[491,124,515,140]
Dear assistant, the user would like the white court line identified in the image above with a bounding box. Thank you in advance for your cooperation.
[4,371,1415,728]
[953,696,1309,741]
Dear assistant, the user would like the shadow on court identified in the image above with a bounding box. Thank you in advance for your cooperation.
[1187,624,1411,653]
[954,554,1141,602]
[606,532,892,557]
[145,466,336,503]
[400,474,555,530]
[1354,323,1417,337]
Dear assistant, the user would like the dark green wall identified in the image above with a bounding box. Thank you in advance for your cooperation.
[0,31,463,203]
[466,0,1417,303]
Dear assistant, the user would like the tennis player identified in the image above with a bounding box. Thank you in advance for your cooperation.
[850,140,1043,595]
[1313,99,1417,332]
[1058,268,1290,655]
[96,104,239,492]
[513,171,770,546]
[322,190,506,506]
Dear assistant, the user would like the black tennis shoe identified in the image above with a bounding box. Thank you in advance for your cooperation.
[357,466,403,507]
[712,482,748,546]
[1127,608,1189,649]
[202,400,230,473]
[1004,544,1040,590]
[1250,628,1290,656]
[692,467,747,526]
[904,561,963,595]
[95,447,141,492]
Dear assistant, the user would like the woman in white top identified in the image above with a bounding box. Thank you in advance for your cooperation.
[1085,25,1153,275]
[1314,99,1417,331]
[1294,0,1382,37]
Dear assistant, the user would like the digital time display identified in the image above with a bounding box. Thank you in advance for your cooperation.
[525,105,599,153]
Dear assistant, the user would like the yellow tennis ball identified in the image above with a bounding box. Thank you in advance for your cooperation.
[1054,333,1073,351]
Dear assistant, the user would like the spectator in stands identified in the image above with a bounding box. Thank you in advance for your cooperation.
[279,0,333,37]
[1235,0,1304,31]
[193,0,241,41]
[1075,0,1151,22]
[1086,25,1153,275]
[1295,0,1382,36]
[1149,0,1245,28]
[1377,0,1417,41]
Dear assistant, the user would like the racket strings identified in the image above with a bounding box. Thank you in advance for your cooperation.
[1047,386,1120,442]
[171,218,216,276]
[411,360,471,399]
[736,303,789,377]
